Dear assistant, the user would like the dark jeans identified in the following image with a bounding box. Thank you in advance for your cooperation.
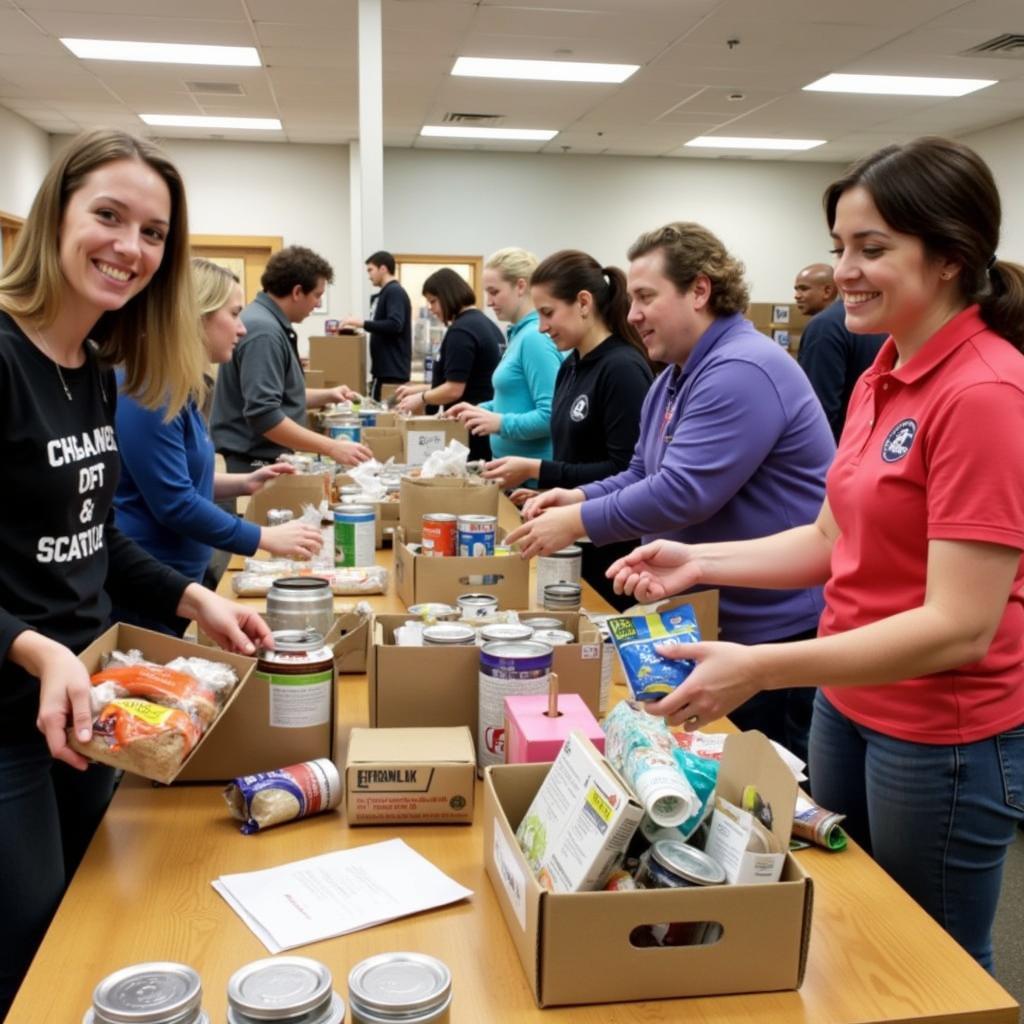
[809,690,1024,971]
[0,738,116,1018]
[726,627,818,768]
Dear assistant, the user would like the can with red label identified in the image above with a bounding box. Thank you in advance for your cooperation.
[223,757,342,834]
[422,513,457,557]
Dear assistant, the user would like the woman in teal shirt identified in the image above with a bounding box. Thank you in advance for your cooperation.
[448,248,564,476]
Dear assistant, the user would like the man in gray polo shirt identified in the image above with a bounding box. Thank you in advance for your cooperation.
[211,246,372,472]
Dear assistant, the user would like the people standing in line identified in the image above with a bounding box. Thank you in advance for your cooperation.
[113,259,323,634]
[447,247,564,484]
[395,268,502,462]
[507,223,834,762]
[342,250,412,401]
[0,129,274,1019]
[609,138,1024,972]
[483,249,653,609]
[794,262,887,442]
[211,245,371,475]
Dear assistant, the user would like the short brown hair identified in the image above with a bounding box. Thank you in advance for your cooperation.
[422,267,476,323]
[627,222,749,316]
[261,245,334,297]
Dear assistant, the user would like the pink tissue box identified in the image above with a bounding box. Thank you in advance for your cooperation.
[504,693,605,764]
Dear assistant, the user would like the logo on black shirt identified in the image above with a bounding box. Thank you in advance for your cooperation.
[881,418,918,462]
[570,395,589,422]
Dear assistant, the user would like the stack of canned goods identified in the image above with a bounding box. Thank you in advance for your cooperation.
[227,957,344,1024]
[348,952,451,1024]
[542,582,582,611]
[534,545,583,606]
[84,962,208,1024]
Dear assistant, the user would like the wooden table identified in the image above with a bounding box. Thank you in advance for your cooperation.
[9,507,1019,1024]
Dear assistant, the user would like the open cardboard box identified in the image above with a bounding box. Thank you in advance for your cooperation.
[308,334,366,392]
[398,475,499,543]
[394,526,528,609]
[363,427,403,464]
[368,613,602,733]
[484,730,813,1006]
[243,473,330,526]
[75,623,256,785]
[399,416,469,466]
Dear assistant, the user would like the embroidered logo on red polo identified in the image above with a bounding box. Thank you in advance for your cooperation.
[882,418,918,462]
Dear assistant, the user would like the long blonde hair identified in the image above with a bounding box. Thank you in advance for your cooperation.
[0,128,204,416]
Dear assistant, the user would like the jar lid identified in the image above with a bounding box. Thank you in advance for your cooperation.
[269,577,332,594]
[335,504,375,516]
[519,617,562,631]
[651,840,726,886]
[543,583,582,598]
[546,546,582,558]
[456,593,498,605]
[479,624,534,643]
[347,953,451,1016]
[422,623,476,645]
[530,629,575,646]
[268,628,326,652]
[227,957,333,1020]
[91,963,202,1024]
[480,640,553,660]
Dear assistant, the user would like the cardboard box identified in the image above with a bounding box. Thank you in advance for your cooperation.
[75,624,256,785]
[345,726,476,824]
[399,416,470,466]
[368,613,603,734]
[394,527,529,610]
[364,427,403,464]
[308,335,366,392]
[398,476,500,543]
[483,731,813,1007]
[304,369,325,389]
[380,383,401,403]
[324,609,371,675]
[243,473,329,526]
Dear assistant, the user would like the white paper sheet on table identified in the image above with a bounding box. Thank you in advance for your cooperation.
[212,838,473,954]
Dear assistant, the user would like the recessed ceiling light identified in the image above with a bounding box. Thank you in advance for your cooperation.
[62,38,260,67]
[804,73,995,97]
[140,114,281,130]
[685,136,825,151]
[451,57,638,84]
[421,125,557,141]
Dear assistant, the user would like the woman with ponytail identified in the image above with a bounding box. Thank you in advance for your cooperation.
[606,139,1024,971]
[484,249,653,607]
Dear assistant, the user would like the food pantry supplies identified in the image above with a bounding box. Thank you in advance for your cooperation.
[348,953,452,1024]
[83,963,208,1024]
[514,730,643,893]
[534,545,582,606]
[607,604,701,701]
[232,562,388,597]
[224,758,342,834]
[227,957,344,1024]
[255,630,334,731]
[334,504,376,567]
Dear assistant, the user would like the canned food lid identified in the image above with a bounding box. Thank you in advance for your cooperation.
[422,513,457,522]
[480,640,553,659]
[422,624,477,643]
[457,593,498,605]
[335,504,375,516]
[543,583,582,597]
[651,840,726,885]
[547,545,583,558]
[92,963,202,1023]
[227,957,333,1020]
[266,627,326,651]
[531,629,575,645]
[520,617,563,630]
[348,953,451,1014]
[456,514,496,524]
[479,624,534,642]
[269,577,332,594]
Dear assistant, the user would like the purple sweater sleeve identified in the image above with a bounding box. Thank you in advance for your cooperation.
[580,359,788,544]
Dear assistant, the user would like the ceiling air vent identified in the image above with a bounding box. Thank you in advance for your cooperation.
[960,34,1024,58]
[442,112,504,125]
[186,81,246,96]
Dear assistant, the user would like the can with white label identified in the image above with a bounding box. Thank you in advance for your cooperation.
[535,545,582,606]
[457,514,496,557]
[334,504,376,567]
[255,629,333,730]
[457,592,499,621]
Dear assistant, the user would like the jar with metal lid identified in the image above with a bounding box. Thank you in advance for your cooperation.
[635,839,725,889]
[226,956,344,1024]
[348,953,451,1024]
[478,622,534,645]
[456,593,498,621]
[256,629,334,730]
[266,577,334,638]
[84,962,207,1024]
[542,582,582,611]
[534,545,583,606]
[422,623,477,646]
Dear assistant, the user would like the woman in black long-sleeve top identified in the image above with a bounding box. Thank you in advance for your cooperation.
[485,249,653,608]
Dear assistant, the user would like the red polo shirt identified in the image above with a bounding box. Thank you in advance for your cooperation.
[821,305,1024,744]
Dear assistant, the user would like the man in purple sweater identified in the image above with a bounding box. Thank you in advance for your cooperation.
[509,222,835,762]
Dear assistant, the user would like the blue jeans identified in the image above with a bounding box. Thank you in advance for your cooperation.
[0,738,116,1019]
[809,691,1024,971]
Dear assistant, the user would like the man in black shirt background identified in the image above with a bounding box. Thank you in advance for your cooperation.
[343,250,412,400]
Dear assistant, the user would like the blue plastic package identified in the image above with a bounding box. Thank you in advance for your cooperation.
[607,605,701,702]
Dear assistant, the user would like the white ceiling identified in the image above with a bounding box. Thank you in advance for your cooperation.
[1,0,1024,161]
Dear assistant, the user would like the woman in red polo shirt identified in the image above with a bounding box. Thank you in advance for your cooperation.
[607,136,1024,971]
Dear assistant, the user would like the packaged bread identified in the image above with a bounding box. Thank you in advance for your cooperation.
[89,663,219,724]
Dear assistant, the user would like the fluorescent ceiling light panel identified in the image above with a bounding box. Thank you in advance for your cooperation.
[421,125,557,141]
[452,56,637,84]
[804,73,995,97]
[62,38,260,67]
[685,136,825,151]
[140,114,281,130]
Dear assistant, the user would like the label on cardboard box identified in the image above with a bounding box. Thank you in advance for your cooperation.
[492,825,528,931]
[705,794,785,884]
[407,430,446,465]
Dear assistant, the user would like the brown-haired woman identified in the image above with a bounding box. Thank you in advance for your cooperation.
[395,267,502,461]
[0,129,273,1014]
[609,137,1024,970]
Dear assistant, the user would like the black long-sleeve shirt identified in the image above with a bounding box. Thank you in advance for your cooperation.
[0,312,191,744]
[365,279,412,382]
[538,335,653,489]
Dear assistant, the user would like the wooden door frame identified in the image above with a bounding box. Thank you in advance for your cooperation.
[394,253,484,306]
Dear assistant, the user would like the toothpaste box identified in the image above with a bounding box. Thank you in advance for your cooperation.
[514,730,642,893]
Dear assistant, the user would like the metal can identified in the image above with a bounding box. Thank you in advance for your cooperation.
[456,514,496,557]
[519,616,563,631]
[348,953,452,1024]
[542,582,582,611]
[328,417,362,443]
[266,576,334,637]
[227,957,344,1024]
[422,623,477,646]
[255,629,334,729]
[530,628,575,646]
[421,513,457,557]
[457,592,499,621]
[535,545,583,606]
[84,963,207,1024]
[478,641,553,772]
[407,603,459,622]
[479,623,534,644]
[224,758,342,834]
[266,508,295,526]
[358,410,378,428]
[334,504,376,567]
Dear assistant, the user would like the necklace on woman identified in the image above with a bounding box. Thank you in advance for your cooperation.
[29,323,75,401]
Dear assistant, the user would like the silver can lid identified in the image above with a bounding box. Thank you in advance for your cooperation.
[543,583,582,598]
[348,953,451,1015]
[530,629,575,646]
[480,640,553,660]
[456,592,498,605]
[269,577,332,596]
[268,627,326,652]
[479,623,534,643]
[545,545,582,559]
[422,623,476,645]
[335,504,375,516]
[227,957,334,1020]
[455,514,496,525]
[651,839,726,886]
[519,617,563,630]
[91,963,202,1024]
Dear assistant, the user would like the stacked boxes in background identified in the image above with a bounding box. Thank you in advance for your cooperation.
[746,303,810,358]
